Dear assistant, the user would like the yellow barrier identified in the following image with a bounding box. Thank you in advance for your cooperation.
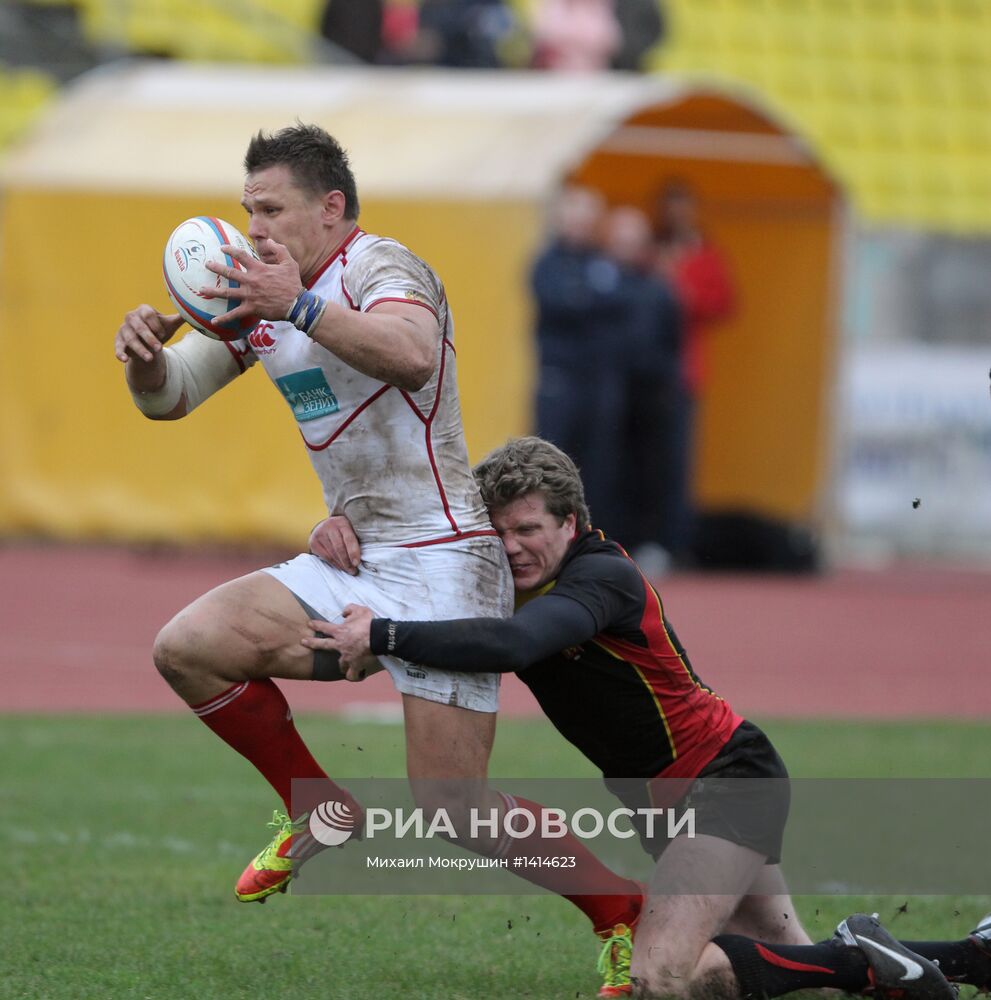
[0,189,538,545]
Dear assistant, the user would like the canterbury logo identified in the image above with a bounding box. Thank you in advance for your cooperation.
[248,323,277,350]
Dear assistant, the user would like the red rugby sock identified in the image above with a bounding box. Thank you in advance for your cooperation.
[494,795,643,934]
[191,678,348,813]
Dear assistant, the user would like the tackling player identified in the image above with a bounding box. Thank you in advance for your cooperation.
[308,437,988,1000]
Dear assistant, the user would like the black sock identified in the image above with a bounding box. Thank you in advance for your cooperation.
[713,935,869,1000]
[905,939,990,986]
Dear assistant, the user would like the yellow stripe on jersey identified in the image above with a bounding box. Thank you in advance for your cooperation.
[643,577,725,703]
[514,578,556,611]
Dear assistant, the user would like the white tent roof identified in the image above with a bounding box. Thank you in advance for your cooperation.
[1,62,811,199]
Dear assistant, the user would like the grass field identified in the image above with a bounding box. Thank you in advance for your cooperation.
[4,715,990,1000]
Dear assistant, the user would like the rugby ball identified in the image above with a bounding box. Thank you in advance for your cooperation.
[163,216,259,341]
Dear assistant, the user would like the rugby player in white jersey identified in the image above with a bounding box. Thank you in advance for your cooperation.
[112,123,526,902]
[115,126,644,924]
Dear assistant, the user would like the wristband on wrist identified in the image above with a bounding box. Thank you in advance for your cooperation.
[370,618,398,655]
[286,289,328,336]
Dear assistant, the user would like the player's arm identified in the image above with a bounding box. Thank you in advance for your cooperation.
[116,305,184,417]
[209,239,435,391]
[304,595,600,677]
[116,305,250,420]
[373,596,599,671]
[307,299,436,391]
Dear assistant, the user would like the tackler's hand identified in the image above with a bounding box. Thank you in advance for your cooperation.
[302,605,378,681]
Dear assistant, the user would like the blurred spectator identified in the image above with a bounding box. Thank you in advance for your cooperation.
[653,179,735,397]
[598,204,683,569]
[530,194,683,562]
[652,179,736,563]
[319,0,384,63]
[416,0,524,68]
[531,0,622,71]
[324,0,663,72]
[530,185,614,492]
[324,0,527,69]
[612,0,666,71]
[380,1,422,61]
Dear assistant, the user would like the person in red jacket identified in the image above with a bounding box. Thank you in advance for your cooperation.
[652,180,736,563]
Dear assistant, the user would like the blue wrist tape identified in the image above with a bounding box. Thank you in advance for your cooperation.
[286,289,328,335]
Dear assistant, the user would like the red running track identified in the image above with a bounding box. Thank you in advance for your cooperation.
[2,543,989,718]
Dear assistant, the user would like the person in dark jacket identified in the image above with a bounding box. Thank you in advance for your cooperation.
[531,185,614,475]
[597,205,683,568]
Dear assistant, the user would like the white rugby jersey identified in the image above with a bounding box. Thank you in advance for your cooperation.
[221,227,493,546]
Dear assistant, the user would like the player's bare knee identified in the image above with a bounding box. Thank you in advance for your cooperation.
[153,609,241,681]
[631,947,698,1000]
[154,596,284,680]
[152,618,203,688]
[631,973,691,1000]
[635,971,726,1000]
[635,958,743,1000]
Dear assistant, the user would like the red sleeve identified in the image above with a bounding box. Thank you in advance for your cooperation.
[675,245,736,326]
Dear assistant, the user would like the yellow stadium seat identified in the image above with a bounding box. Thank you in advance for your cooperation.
[0,65,56,154]
[72,0,322,64]
[663,0,991,231]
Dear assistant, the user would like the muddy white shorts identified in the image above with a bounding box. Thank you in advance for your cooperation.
[263,534,513,713]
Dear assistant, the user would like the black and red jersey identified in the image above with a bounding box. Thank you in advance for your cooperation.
[517,529,742,781]
[370,527,743,783]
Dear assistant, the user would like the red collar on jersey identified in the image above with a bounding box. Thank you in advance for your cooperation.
[305,225,363,289]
